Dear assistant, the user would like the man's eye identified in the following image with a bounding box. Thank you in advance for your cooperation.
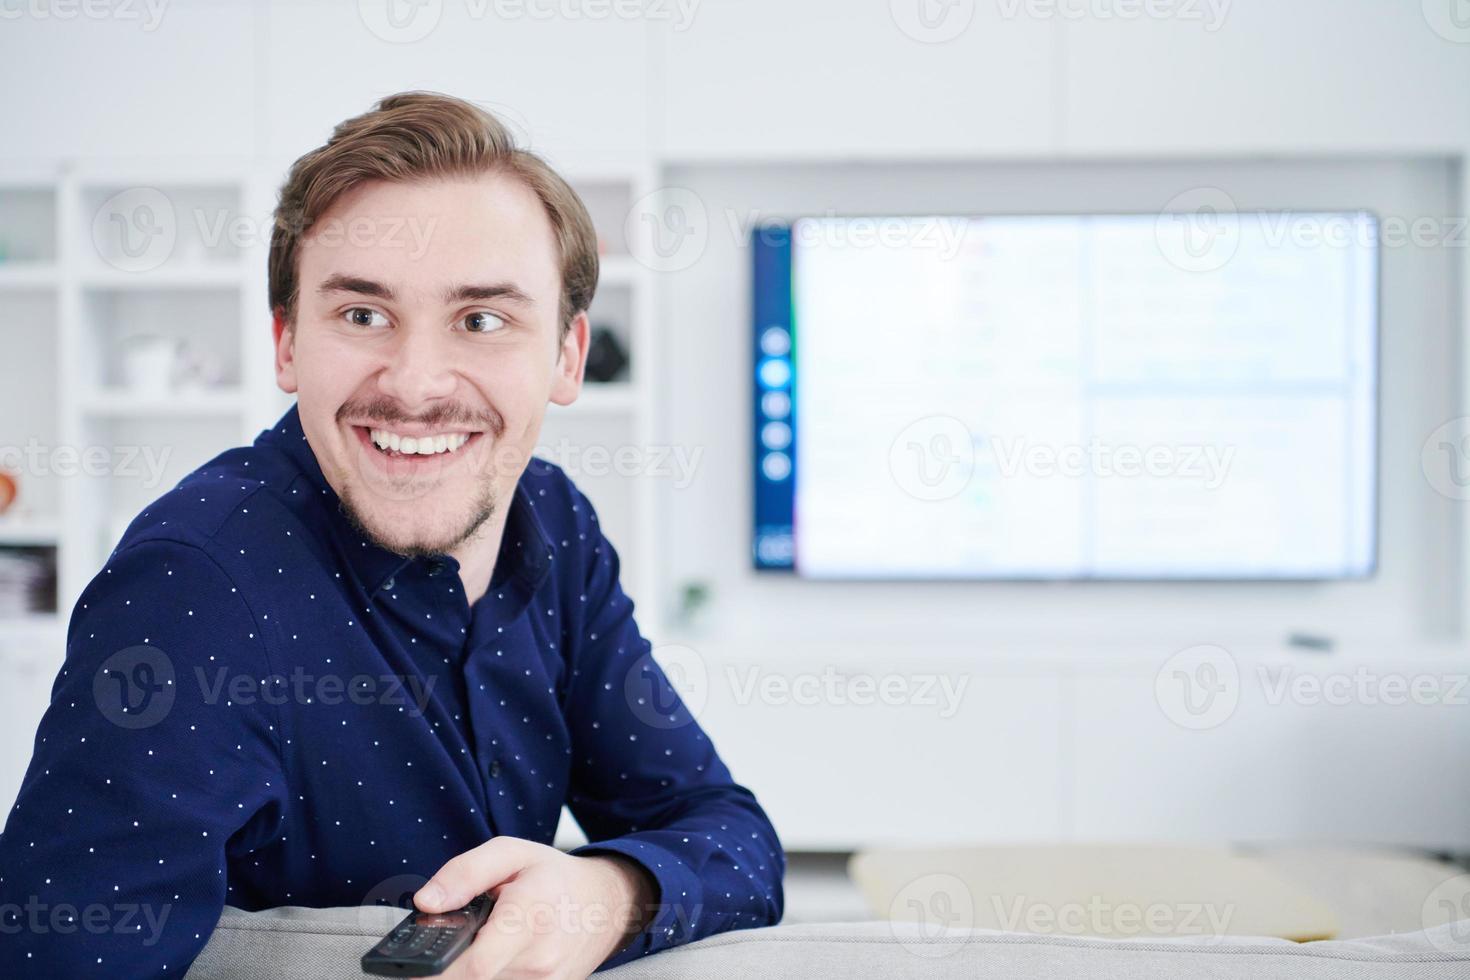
[344,308,389,329]
[462,312,506,334]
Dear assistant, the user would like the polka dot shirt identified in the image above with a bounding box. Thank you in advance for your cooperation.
[0,406,784,976]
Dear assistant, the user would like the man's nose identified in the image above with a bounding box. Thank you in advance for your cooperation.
[375,324,458,407]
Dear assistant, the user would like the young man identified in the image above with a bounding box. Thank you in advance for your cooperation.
[0,92,783,977]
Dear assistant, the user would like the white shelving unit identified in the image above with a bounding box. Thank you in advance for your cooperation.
[0,164,664,639]
[52,166,273,619]
[545,167,662,624]
[0,176,63,632]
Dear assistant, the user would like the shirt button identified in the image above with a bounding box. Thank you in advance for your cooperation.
[382,577,395,591]
[426,560,445,577]
[489,761,502,778]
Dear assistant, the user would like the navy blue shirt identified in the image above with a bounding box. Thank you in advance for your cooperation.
[0,405,783,976]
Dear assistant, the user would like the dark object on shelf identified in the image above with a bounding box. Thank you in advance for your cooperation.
[1287,632,1335,653]
[585,326,629,383]
[0,545,57,615]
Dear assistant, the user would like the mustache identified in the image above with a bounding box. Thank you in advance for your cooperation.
[337,397,505,438]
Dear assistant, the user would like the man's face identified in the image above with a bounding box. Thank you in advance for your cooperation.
[274,172,587,556]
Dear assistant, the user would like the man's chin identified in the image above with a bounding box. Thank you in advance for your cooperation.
[337,490,496,558]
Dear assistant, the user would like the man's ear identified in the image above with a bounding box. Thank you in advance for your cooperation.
[273,308,299,395]
[548,310,590,406]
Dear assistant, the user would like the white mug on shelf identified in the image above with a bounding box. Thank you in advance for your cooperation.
[117,335,180,394]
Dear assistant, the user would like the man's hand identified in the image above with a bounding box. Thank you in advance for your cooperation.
[414,836,658,979]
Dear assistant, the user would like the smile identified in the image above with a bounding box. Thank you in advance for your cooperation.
[368,428,471,456]
[350,424,482,464]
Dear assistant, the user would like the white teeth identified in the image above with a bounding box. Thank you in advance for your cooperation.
[369,429,472,456]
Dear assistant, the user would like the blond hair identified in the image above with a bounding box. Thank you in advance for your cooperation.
[269,91,597,334]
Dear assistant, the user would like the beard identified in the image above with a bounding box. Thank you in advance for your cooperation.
[337,482,497,558]
[332,394,507,557]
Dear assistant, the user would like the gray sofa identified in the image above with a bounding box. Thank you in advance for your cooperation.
[186,905,1470,979]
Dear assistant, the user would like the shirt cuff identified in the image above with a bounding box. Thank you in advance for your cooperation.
[568,837,703,970]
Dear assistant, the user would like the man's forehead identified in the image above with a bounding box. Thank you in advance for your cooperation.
[299,174,560,302]
[322,171,543,223]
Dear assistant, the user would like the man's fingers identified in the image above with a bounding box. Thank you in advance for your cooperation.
[416,836,536,912]
[450,896,537,980]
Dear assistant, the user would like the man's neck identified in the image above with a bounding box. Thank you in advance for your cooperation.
[448,502,511,607]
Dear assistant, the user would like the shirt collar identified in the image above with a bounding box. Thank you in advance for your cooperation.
[257,404,553,602]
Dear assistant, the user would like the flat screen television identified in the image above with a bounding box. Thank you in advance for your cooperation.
[751,212,1379,580]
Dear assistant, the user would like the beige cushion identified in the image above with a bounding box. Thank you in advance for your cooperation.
[848,844,1470,944]
[849,845,1343,941]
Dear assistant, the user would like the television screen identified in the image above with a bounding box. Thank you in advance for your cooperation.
[751,212,1378,580]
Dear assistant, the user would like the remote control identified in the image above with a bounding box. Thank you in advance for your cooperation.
[361,892,493,976]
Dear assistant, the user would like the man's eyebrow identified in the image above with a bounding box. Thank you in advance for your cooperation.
[317,274,395,301]
[315,276,535,307]
[445,282,535,306]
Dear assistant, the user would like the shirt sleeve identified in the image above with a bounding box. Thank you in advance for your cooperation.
[0,538,287,977]
[559,491,785,970]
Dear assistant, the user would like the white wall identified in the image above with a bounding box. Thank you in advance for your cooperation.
[2,0,1468,849]
[691,642,1470,850]
[5,1,1467,166]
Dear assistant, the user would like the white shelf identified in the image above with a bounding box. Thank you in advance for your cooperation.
[78,265,247,290]
[80,387,246,418]
[597,255,647,288]
[0,264,58,288]
[0,519,61,547]
[557,383,638,415]
[0,612,62,633]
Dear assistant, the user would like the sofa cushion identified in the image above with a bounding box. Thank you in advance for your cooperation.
[848,845,1344,941]
[185,906,1470,979]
